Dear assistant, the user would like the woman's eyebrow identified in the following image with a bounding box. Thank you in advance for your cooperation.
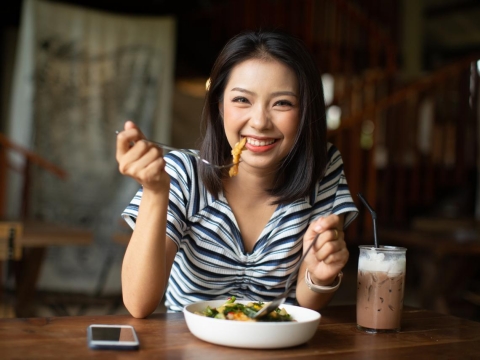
[272,91,297,97]
[230,87,297,97]
[230,87,254,95]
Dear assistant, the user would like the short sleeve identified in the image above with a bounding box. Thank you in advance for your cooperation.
[120,152,194,249]
[164,153,193,248]
[314,144,358,229]
[121,188,142,230]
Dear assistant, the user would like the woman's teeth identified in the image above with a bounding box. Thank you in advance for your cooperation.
[246,138,275,147]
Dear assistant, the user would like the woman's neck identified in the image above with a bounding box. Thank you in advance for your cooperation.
[223,168,276,202]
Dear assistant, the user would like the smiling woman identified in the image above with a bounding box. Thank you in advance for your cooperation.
[117,29,358,318]
[221,58,300,176]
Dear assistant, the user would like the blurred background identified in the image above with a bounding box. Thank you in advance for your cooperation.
[0,0,479,320]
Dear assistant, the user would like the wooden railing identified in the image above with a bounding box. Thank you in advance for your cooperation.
[243,0,398,74]
[0,133,67,219]
[313,0,398,74]
[328,54,480,242]
[182,0,399,76]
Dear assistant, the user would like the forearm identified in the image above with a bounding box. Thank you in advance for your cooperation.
[122,188,169,318]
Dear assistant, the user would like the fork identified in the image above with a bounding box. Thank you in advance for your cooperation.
[253,233,320,319]
[116,131,238,169]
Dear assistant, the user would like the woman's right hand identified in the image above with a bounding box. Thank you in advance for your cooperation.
[116,120,170,194]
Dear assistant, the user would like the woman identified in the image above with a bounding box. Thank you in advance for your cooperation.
[116,29,358,318]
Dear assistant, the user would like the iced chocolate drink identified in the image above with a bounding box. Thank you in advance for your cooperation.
[356,246,407,333]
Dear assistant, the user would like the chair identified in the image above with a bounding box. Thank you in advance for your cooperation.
[0,222,23,318]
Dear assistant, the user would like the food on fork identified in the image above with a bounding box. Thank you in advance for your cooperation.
[228,137,247,177]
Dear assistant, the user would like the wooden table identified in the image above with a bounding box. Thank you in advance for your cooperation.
[0,305,479,359]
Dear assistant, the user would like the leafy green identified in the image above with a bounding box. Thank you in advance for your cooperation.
[196,298,293,322]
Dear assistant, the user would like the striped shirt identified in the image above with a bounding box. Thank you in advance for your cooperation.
[122,143,358,312]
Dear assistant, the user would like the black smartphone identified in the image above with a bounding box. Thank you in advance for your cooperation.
[87,324,140,350]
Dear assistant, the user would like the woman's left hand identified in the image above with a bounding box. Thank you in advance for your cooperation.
[302,214,348,286]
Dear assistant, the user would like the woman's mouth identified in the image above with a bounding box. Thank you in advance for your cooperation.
[244,137,278,152]
[245,137,276,147]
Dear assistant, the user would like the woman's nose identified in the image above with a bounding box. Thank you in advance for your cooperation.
[250,105,271,130]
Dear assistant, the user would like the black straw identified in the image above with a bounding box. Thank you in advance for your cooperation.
[357,193,379,248]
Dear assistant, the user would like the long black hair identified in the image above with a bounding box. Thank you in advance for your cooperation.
[199,29,328,205]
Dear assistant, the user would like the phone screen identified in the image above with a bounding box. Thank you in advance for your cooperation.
[91,327,136,341]
[87,325,139,350]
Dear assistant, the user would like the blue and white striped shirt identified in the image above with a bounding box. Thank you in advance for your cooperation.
[122,143,358,312]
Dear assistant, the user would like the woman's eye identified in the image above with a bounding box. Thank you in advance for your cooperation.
[232,97,249,103]
[275,100,293,107]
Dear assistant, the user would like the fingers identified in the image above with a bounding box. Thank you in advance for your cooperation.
[118,140,164,176]
[308,215,341,249]
[302,214,348,284]
[116,121,146,160]
[134,156,168,185]
[332,229,339,240]
[120,142,161,173]
[314,235,347,264]
[305,214,347,263]
[124,120,136,130]
[312,214,340,234]
[116,121,169,190]
[311,228,344,254]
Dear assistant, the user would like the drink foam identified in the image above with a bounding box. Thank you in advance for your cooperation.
[358,247,406,274]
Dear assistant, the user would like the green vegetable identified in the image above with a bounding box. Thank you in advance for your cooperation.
[204,306,218,317]
[197,298,292,322]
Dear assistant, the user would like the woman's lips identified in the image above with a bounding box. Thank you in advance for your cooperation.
[246,137,275,147]
[244,136,278,152]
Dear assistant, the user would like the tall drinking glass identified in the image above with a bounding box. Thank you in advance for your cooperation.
[356,245,407,333]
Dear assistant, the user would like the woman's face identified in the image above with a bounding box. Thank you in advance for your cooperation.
[220,58,300,174]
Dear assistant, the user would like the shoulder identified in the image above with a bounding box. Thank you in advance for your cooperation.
[164,150,202,200]
[164,150,202,184]
[312,142,349,200]
[326,143,343,164]
[322,143,345,180]
[164,150,213,209]
[165,150,197,174]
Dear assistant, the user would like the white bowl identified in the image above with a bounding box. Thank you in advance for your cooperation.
[183,299,321,349]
